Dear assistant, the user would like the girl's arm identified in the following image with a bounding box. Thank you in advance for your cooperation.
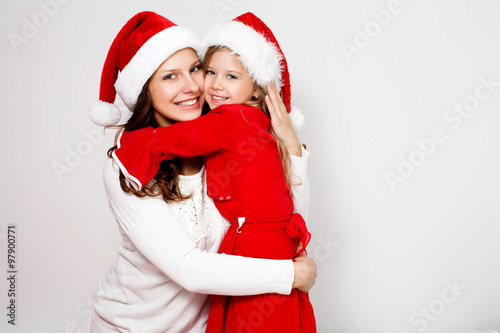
[104,159,315,295]
[113,105,252,190]
[266,82,311,223]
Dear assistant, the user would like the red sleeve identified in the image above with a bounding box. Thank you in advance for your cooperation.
[113,105,268,190]
[151,105,243,159]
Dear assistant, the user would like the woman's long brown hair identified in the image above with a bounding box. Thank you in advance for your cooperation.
[107,78,193,202]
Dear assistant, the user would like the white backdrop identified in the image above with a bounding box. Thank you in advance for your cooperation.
[1,0,499,332]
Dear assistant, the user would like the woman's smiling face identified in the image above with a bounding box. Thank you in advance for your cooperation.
[149,48,205,127]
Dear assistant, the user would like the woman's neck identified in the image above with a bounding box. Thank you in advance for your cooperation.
[179,156,202,175]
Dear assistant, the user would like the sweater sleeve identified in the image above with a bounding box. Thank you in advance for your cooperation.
[289,146,311,224]
[103,159,293,296]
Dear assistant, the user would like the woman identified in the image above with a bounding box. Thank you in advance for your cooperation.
[88,11,315,332]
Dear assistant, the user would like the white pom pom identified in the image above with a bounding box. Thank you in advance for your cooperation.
[88,101,121,126]
[288,106,305,132]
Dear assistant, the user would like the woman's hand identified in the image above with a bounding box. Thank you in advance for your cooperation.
[266,82,302,157]
[292,251,317,293]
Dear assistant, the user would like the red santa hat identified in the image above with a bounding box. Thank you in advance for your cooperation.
[201,12,305,131]
[89,11,201,126]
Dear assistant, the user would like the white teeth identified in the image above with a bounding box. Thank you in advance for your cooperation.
[176,98,197,106]
[212,95,227,100]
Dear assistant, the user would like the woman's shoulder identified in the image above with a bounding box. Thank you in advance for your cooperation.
[102,158,151,196]
[102,157,134,198]
[103,157,120,183]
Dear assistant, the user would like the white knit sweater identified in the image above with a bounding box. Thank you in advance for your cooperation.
[91,149,310,332]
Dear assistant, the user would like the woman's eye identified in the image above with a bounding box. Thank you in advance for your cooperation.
[163,74,176,80]
[206,70,215,75]
[191,65,201,73]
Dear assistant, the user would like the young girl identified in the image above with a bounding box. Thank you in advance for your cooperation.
[112,12,316,332]
[88,11,316,332]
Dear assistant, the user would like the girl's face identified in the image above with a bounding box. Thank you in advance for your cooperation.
[204,48,255,110]
[149,48,204,127]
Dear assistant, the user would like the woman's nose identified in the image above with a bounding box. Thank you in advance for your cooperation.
[183,74,201,94]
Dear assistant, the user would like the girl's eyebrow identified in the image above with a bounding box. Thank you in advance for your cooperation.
[206,66,243,75]
[227,70,242,75]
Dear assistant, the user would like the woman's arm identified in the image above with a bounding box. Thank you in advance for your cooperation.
[129,209,292,295]
[289,146,311,223]
[104,159,315,295]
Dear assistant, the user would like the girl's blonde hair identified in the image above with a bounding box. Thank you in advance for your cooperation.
[203,46,292,189]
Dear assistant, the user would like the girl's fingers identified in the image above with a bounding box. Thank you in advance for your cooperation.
[266,82,286,118]
[266,84,280,121]
[268,83,280,107]
[265,94,277,120]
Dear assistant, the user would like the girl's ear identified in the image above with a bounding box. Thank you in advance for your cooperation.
[252,87,258,100]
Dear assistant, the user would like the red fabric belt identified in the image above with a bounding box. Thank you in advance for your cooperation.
[229,213,311,256]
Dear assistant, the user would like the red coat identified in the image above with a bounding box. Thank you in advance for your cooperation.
[114,104,315,332]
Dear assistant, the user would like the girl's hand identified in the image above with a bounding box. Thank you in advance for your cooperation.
[292,252,317,293]
[266,82,302,156]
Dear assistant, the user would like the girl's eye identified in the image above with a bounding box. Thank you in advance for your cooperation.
[191,65,201,73]
[206,70,215,75]
[226,74,237,79]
